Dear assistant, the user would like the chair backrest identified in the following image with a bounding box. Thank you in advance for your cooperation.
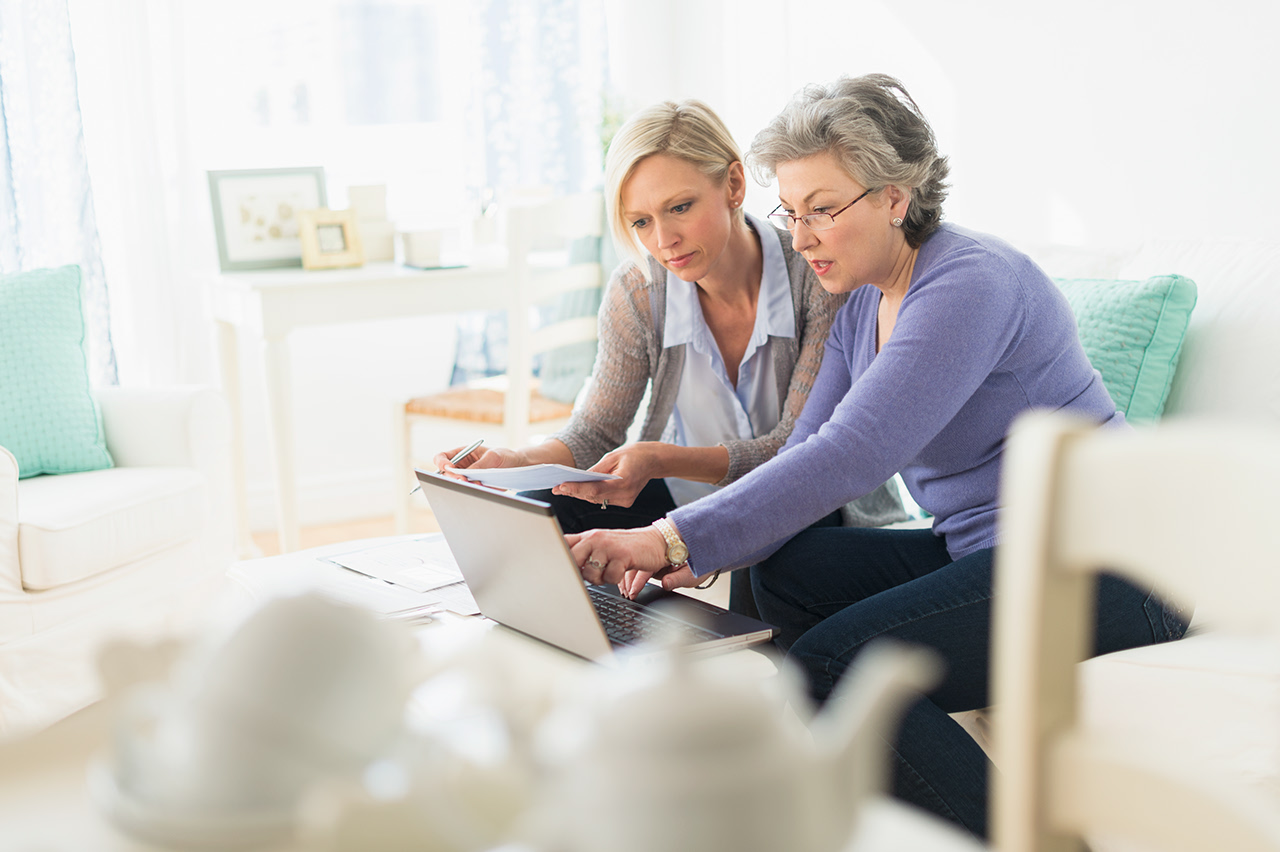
[992,410,1280,852]
[502,191,604,444]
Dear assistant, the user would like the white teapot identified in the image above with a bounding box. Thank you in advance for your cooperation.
[539,634,941,852]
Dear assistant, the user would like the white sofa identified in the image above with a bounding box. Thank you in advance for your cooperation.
[0,386,236,738]
[1032,239,1280,810]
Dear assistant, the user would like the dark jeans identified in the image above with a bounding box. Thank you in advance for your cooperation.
[751,526,1188,840]
[520,478,677,534]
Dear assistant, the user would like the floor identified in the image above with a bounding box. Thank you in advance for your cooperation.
[250,507,440,557]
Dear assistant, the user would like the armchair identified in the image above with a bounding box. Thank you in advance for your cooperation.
[0,386,235,738]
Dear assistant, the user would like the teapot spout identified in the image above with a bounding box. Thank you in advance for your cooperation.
[812,639,943,832]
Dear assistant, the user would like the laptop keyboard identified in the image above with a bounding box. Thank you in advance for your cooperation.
[587,586,718,647]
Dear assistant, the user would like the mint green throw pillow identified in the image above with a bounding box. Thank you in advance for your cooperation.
[1055,275,1197,423]
[0,266,113,478]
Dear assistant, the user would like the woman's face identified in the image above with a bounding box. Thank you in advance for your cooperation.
[775,150,910,294]
[620,153,744,283]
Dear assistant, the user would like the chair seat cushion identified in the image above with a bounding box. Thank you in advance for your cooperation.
[1081,632,1280,801]
[17,467,206,591]
[406,378,574,424]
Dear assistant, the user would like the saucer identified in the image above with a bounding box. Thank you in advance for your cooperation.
[87,759,297,849]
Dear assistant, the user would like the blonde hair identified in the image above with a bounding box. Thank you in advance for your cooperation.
[604,100,745,268]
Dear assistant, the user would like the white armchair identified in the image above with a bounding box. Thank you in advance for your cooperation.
[0,386,235,738]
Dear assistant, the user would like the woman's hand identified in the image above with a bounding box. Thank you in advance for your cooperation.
[431,445,524,480]
[553,442,666,508]
[567,526,700,596]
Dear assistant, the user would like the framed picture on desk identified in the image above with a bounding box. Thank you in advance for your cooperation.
[207,167,327,271]
[298,208,365,270]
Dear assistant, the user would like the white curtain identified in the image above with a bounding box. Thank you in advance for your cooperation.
[0,0,117,386]
[69,0,207,388]
[451,0,607,393]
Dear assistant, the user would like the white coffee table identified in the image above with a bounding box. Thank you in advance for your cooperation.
[0,534,775,850]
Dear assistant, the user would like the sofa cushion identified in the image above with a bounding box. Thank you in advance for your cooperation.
[1056,275,1197,423]
[1118,239,1280,424]
[0,266,113,478]
[16,467,205,590]
[1081,632,1280,803]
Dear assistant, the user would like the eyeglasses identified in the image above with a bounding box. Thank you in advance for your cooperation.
[768,188,873,231]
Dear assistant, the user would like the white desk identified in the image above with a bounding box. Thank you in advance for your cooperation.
[0,537,781,851]
[206,261,511,555]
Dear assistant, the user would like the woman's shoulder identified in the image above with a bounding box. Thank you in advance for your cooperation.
[606,254,667,293]
[921,223,1048,281]
[602,256,665,327]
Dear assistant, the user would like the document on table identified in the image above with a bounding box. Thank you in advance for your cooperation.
[322,536,480,616]
[444,463,620,491]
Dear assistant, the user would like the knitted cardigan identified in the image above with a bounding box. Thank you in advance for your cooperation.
[551,223,843,486]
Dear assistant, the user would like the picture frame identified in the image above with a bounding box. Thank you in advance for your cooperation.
[298,208,365,270]
[207,167,327,271]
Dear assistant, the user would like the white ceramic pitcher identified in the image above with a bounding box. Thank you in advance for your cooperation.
[543,635,942,852]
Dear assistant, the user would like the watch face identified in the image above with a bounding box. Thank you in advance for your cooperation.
[668,541,689,565]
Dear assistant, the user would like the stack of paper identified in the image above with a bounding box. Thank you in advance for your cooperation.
[445,463,620,491]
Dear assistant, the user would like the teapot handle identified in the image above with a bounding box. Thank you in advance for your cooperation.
[812,639,943,822]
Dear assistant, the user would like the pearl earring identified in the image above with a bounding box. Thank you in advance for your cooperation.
[892,217,903,227]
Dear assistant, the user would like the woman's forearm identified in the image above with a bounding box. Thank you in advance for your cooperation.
[649,442,730,484]
[516,439,577,468]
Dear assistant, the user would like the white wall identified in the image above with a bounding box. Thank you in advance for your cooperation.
[611,0,1280,251]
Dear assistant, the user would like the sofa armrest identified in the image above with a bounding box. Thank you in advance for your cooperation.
[96,386,229,469]
[95,386,235,562]
[0,446,18,596]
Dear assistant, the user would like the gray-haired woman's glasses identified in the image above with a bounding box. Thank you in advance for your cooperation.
[768,188,873,231]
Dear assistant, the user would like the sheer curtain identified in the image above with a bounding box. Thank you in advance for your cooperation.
[0,0,116,386]
[450,0,608,397]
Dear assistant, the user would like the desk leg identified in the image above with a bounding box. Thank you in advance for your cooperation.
[262,337,301,553]
[215,320,258,559]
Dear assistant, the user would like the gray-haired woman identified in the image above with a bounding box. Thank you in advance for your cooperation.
[566,75,1186,838]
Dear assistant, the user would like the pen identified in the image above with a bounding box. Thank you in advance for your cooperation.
[444,438,486,471]
[410,439,486,496]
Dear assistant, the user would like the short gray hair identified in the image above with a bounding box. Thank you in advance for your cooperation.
[747,74,949,248]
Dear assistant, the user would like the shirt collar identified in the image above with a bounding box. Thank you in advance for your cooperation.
[663,212,796,348]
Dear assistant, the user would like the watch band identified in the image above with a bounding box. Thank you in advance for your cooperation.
[653,517,689,568]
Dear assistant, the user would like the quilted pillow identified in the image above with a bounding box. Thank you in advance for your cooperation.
[1055,275,1198,423]
[0,266,113,478]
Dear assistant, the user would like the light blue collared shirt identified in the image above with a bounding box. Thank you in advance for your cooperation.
[662,213,796,505]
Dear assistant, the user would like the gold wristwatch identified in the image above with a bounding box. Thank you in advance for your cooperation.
[653,517,689,568]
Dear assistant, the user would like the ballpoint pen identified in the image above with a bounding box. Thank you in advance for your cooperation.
[411,438,486,495]
[442,438,486,472]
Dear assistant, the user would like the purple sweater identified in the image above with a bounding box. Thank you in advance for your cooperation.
[670,223,1121,575]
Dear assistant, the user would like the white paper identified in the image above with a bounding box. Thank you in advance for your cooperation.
[445,463,620,491]
[325,537,464,594]
[321,537,482,616]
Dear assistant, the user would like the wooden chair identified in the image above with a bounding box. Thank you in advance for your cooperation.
[992,411,1280,852]
[393,192,604,532]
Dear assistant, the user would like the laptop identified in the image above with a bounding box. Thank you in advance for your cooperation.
[414,470,778,661]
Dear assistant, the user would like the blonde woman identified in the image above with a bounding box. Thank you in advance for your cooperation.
[436,100,902,610]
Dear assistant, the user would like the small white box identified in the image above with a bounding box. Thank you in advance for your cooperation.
[400,230,443,268]
[348,184,388,222]
[358,220,396,262]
